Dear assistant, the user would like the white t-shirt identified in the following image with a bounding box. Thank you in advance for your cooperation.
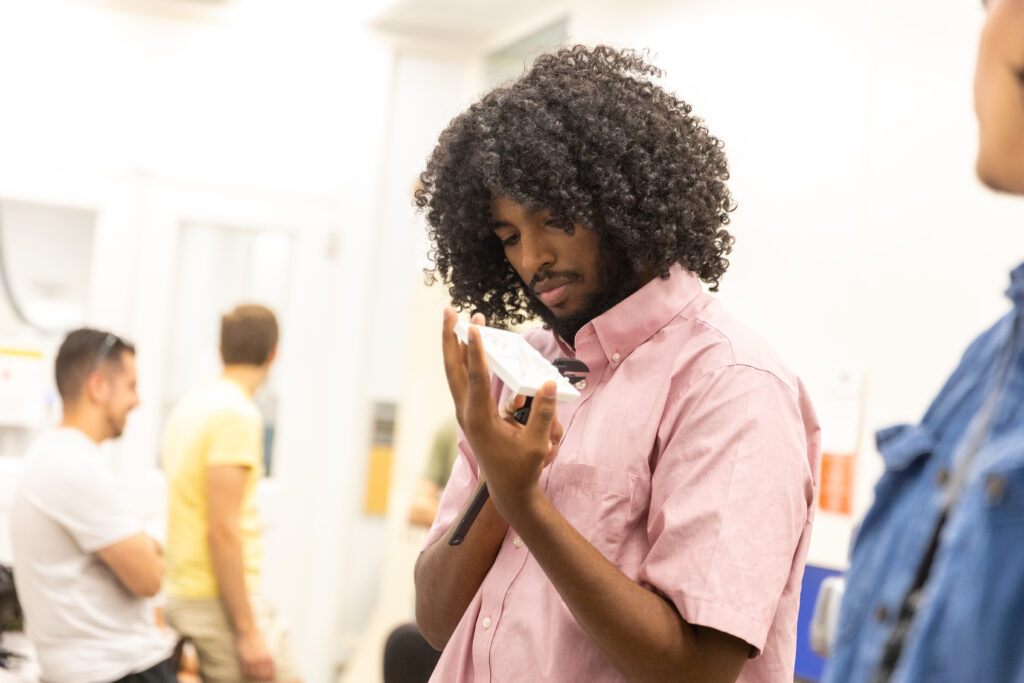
[9,428,174,683]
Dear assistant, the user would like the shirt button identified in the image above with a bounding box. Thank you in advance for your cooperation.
[986,474,1008,505]
[482,616,493,629]
[575,379,587,391]
[934,467,949,487]
[513,536,524,548]
[874,605,889,623]
[612,352,621,362]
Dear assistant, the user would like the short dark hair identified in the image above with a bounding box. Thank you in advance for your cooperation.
[416,45,736,329]
[220,304,278,365]
[55,329,135,402]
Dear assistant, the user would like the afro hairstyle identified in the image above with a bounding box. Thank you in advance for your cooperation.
[416,44,736,329]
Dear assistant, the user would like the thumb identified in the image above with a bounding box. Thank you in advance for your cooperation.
[525,381,558,445]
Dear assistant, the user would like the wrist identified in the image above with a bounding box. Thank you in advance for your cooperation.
[494,481,548,531]
[233,618,258,638]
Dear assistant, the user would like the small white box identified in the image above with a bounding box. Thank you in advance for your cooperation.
[453,322,581,402]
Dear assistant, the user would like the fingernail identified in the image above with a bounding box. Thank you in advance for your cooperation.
[545,384,556,398]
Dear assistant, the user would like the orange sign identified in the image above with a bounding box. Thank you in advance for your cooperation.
[819,451,854,515]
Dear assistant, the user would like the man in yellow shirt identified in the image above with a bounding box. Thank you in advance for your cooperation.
[163,305,300,683]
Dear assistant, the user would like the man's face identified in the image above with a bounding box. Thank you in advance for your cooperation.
[974,0,1024,193]
[99,351,140,439]
[490,196,636,342]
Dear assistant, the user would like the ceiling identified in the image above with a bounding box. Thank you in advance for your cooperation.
[368,0,566,46]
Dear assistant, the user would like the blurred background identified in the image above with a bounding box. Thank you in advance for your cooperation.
[0,0,1018,681]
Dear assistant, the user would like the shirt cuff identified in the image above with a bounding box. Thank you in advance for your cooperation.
[677,594,771,657]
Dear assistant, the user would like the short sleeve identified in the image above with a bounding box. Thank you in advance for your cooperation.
[206,410,263,470]
[638,364,815,654]
[25,462,140,553]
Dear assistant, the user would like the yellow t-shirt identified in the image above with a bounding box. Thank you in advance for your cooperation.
[162,378,264,599]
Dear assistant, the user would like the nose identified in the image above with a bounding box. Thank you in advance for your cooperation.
[519,231,554,276]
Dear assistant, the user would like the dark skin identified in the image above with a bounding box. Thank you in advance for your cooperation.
[413,197,750,682]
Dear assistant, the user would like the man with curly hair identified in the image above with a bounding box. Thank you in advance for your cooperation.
[414,45,821,682]
[825,2,1024,681]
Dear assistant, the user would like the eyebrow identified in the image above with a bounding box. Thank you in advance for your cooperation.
[491,220,517,230]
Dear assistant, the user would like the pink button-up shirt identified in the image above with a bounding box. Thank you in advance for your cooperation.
[424,265,821,682]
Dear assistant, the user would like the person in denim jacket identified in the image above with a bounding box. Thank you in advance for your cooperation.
[825,1,1024,681]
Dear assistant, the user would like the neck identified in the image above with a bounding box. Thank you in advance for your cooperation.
[60,407,108,444]
[222,364,266,396]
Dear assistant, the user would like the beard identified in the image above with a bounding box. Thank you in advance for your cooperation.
[107,412,127,439]
[527,248,640,347]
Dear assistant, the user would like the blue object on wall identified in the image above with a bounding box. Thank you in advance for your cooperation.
[795,564,843,681]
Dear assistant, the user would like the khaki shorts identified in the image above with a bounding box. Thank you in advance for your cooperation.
[164,595,300,683]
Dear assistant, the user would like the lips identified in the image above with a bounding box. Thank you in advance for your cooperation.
[532,276,575,308]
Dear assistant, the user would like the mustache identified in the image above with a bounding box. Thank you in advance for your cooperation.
[528,270,581,293]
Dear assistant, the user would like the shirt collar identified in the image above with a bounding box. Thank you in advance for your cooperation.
[220,375,254,398]
[573,263,703,364]
[54,426,102,455]
[1006,261,1024,307]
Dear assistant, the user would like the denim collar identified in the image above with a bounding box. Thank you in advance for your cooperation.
[1006,262,1024,308]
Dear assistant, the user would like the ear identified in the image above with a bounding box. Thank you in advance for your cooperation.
[84,370,111,405]
[264,346,278,367]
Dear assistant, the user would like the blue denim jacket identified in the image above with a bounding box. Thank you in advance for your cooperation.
[824,263,1024,683]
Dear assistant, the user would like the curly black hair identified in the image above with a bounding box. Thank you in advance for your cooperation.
[416,44,736,329]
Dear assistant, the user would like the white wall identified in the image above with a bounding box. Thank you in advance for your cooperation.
[338,46,481,656]
[334,46,485,680]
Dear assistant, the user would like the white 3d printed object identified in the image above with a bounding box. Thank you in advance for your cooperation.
[453,322,581,402]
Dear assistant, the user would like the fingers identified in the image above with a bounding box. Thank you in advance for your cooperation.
[464,325,497,426]
[261,656,275,682]
[524,381,558,445]
[500,393,528,420]
[243,657,274,682]
[548,413,564,445]
[441,308,467,408]
[542,415,564,467]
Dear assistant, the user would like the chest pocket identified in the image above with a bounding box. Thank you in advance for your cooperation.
[920,459,1024,682]
[977,459,1024,525]
[545,463,636,562]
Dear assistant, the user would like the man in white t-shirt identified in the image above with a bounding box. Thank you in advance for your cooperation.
[9,329,175,683]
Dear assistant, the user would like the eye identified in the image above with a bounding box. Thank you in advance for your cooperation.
[498,233,519,248]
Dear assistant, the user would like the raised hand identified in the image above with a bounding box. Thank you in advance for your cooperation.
[441,308,562,520]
